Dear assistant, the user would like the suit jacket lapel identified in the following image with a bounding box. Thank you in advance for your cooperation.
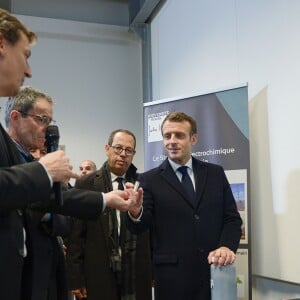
[0,123,21,166]
[192,157,208,208]
[159,158,208,208]
[93,170,106,191]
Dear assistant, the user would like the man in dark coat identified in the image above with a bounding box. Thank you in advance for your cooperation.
[0,10,79,300]
[67,129,152,300]
[126,112,242,300]
[0,17,140,298]
[3,86,140,300]
[27,143,72,300]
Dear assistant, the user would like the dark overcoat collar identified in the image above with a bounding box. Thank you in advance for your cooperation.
[159,157,208,209]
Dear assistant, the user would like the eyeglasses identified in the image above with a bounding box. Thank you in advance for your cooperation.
[110,145,136,156]
[19,111,54,126]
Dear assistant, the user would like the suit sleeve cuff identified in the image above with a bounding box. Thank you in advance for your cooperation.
[101,192,106,212]
[128,206,143,222]
[38,161,53,187]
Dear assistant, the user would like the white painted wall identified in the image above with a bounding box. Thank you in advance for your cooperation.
[0,15,144,178]
[150,0,300,299]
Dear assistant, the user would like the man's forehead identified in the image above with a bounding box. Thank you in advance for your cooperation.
[113,132,133,140]
[31,98,53,113]
[81,162,92,167]
[163,120,190,130]
[19,31,31,48]
[113,133,135,145]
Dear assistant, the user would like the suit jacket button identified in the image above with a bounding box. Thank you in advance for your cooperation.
[194,214,200,220]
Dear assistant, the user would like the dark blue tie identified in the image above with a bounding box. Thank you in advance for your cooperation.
[178,166,196,204]
[115,177,125,254]
[115,177,124,190]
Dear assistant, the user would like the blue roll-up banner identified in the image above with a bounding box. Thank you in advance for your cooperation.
[143,84,250,300]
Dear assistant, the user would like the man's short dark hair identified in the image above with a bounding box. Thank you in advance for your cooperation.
[161,112,197,136]
[108,129,136,148]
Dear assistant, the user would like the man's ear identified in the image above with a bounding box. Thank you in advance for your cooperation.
[191,134,197,146]
[104,144,110,154]
[10,110,21,122]
[0,33,5,56]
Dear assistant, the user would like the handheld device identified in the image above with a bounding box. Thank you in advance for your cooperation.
[45,125,63,206]
[133,181,140,192]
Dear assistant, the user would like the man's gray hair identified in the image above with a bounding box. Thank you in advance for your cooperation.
[5,86,53,127]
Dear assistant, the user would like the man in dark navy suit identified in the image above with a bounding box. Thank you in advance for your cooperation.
[126,112,242,300]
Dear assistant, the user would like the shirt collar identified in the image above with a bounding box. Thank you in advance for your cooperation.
[11,138,33,162]
[168,157,193,173]
[110,172,125,182]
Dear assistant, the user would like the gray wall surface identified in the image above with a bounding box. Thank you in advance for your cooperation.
[0,15,144,177]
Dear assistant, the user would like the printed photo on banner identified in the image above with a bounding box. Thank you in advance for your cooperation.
[225,169,248,244]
